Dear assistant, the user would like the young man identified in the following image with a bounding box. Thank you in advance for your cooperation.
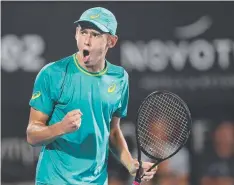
[27,7,157,185]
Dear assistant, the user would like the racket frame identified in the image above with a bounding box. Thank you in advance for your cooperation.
[134,90,192,183]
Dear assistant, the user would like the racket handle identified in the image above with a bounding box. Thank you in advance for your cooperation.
[132,181,140,185]
[140,163,158,179]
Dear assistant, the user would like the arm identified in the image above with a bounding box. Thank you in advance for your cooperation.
[26,108,82,146]
[109,117,158,181]
[109,71,157,181]
[109,116,134,172]
[26,108,64,146]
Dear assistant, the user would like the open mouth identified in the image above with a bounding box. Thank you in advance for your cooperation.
[83,50,90,63]
[83,50,90,57]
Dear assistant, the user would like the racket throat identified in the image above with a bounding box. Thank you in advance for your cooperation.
[146,163,158,173]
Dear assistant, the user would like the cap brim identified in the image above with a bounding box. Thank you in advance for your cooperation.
[74,19,109,33]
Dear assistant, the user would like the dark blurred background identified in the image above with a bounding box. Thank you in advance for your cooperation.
[1,1,234,185]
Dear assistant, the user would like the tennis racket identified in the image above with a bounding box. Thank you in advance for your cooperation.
[132,91,192,185]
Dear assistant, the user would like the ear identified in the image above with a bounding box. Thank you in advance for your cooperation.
[107,35,118,48]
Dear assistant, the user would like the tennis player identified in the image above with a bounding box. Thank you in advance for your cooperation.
[26,7,157,185]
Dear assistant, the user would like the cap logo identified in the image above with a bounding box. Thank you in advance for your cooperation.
[90,14,100,19]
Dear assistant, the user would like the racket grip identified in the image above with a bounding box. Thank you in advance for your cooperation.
[132,181,140,185]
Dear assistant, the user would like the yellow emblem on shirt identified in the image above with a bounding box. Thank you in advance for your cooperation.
[108,83,116,93]
[31,91,41,100]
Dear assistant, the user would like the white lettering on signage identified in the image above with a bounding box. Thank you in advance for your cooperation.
[1,34,45,72]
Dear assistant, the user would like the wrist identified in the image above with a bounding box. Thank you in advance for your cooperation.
[125,157,136,175]
[50,122,65,136]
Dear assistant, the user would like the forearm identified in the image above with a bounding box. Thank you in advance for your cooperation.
[26,121,64,146]
[109,127,133,171]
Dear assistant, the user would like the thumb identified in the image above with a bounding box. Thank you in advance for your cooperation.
[134,159,140,170]
[128,159,138,176]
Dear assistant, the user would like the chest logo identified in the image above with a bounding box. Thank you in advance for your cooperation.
[108,83,116,93]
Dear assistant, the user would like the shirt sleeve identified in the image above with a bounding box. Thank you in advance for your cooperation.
[29,65,55,116]
[113,70,129,118]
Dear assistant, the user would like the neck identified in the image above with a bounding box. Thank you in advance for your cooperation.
[77,52,105,73]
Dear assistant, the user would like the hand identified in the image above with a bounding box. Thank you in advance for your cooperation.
[60,109,83,134]
[129,159,158,182]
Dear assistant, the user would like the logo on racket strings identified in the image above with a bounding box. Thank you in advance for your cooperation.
[31,91,41,100]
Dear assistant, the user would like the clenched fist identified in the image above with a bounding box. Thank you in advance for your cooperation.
[59,109,83,134]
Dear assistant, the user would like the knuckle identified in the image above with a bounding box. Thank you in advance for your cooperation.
[67,112,72,117]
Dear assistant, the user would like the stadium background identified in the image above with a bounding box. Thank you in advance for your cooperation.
[2,1,234,185]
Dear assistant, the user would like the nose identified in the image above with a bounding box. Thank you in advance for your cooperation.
[84,34,91,46]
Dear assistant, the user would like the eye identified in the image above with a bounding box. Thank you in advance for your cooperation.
[92,32,101,37]
[81,30,87,35]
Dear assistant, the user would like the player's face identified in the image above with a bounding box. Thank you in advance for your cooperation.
[75,27,117,67]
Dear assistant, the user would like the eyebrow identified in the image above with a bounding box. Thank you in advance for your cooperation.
[80,28,103,35]
[80,28,102,34]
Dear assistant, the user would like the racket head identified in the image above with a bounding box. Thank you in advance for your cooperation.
[136,90,192,162]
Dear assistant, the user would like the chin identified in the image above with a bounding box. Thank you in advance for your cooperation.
[84,61,94,67]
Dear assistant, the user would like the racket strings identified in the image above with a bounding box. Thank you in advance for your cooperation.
[140,95,187,141]
[138,93,189,159]
[145,98,187,156]
[156,95,188,143]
